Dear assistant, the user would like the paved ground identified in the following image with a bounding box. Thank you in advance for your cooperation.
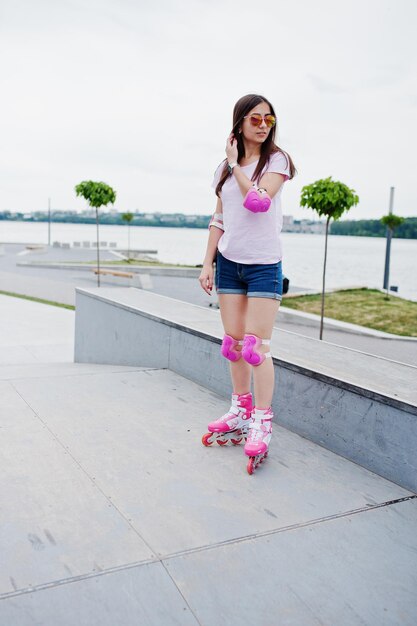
[0,294,416,625]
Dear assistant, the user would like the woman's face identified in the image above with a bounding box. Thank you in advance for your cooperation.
[240,101,273,145]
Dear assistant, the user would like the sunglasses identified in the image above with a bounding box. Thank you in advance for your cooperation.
[243,113,276,128]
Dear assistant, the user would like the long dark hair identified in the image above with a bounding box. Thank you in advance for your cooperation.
[215,94,296,197]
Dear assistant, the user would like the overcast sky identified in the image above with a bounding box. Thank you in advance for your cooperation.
[1,0,416,219]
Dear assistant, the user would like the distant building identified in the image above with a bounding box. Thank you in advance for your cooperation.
[282,215,294,227]
[282,217,326,234]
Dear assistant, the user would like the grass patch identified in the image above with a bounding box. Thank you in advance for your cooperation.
[0,290,75,310]
[282,288,417,337]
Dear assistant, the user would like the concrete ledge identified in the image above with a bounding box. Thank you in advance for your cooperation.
[74,288,417,492]
[92,272,145,288]
[17,261,201,278]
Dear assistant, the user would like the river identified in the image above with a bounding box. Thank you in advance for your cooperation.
[1,221,416,301]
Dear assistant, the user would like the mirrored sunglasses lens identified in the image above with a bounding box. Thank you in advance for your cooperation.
[250,114,263,126]
[265,115,276,128]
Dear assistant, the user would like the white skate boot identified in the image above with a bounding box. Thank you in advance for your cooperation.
[244,407,273,474]
[202,392,253,447]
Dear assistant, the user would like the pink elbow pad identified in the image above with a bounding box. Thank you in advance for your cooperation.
[243,186,271,213]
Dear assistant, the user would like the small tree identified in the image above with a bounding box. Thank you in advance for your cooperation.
[300,177,359,340]
[381,214,404,231]
[121,212,134,261]
[380,213,404,299]
[75,181,116,286]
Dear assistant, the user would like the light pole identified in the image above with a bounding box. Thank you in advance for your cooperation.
[383,187,394,291]
[48,197,51,246]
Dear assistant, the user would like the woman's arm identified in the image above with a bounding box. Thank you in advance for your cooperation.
[257,172,286,198]
[226,135,286,199]
[233,168,285,200]
[226,135,253,197]
[231,165,255,197]
[199,197,223,295]
[226,135,285,198]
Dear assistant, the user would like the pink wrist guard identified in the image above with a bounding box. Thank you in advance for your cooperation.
[208,212,224,231]
[243,185,271,213]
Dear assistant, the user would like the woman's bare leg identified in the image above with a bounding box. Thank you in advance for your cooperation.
[245,298,280,408]
[218,294,251,394]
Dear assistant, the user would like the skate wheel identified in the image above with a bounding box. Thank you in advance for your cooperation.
[247,457,255,475]
[231,438,242,445]
[216,438,228,446]
[202,433,214,447]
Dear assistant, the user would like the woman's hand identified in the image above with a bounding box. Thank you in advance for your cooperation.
[199,263,214,295]
[225,133,238,163]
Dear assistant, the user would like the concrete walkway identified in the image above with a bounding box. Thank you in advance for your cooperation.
[0,294,416,625]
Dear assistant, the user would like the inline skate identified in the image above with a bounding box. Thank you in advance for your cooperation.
[244,408,273,474]
[202,392,252,447]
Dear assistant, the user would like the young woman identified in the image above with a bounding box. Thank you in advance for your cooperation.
[199,93,296,474]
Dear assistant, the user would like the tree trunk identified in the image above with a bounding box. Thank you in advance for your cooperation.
[128,224,131,261]
[320,217,330,340]
[385,227,393,299]
[96,208,100,287]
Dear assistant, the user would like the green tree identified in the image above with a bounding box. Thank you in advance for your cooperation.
[380,213,405,298]
[75,181,116,286]
[300,177,359,339]
[121,211,134,261]
[381,214,404,231]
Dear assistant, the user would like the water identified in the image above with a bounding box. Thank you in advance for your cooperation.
[1,221,416,301]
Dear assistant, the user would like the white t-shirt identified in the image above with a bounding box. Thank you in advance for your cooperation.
[212,151,290,264]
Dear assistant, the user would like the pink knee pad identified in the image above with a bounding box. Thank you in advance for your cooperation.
[221,334,243,362]
[243,186,271,213]
[242,334,271,366]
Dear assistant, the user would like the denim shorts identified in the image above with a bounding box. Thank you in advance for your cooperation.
[215,252,282,300]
